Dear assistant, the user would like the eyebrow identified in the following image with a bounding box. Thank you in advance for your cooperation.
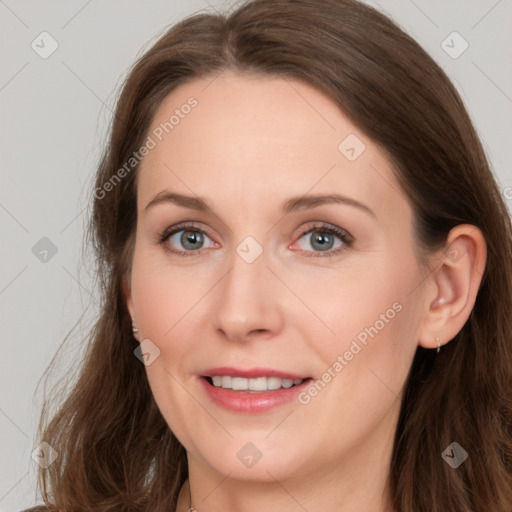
[144,191,376,218]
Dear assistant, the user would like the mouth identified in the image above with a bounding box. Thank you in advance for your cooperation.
[198,368,314,413]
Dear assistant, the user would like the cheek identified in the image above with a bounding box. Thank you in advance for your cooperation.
[291,260,421,455]
[132,272,175,339]
[129,248,218,402]
[130,247,208,339]
[307,245,421,384]
[129,252,204,441]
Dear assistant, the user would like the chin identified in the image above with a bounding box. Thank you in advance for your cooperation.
[189,435,310,482]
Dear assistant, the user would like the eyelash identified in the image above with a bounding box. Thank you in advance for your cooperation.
[156,222,354,258]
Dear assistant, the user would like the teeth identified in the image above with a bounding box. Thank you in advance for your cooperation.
[267,377,282,390]
[232,377,248,390]
[209,376,305,391]
[281,378,293,388]
[248,377,267,391]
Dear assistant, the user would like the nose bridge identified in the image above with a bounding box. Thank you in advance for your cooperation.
[212,236,283,341]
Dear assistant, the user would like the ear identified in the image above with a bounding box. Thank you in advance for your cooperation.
[417,224,487,350]
[122,274,139,341]
[122,274,135,319]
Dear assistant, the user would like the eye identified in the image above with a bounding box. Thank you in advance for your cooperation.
[291,223,354,258]
[156,222,353,258]
[158,223,218,255]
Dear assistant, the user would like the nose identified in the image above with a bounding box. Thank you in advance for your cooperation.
[212,242,285,343]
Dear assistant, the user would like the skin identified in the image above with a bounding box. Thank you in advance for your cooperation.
[124,72,487,512]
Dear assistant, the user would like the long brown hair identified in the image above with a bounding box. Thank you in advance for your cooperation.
[33,0,512,510]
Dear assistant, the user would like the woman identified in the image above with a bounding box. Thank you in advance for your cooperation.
[27,0,512,511]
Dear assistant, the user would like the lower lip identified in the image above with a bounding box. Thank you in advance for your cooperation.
[198,377,312,414]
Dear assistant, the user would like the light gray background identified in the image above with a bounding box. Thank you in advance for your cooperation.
[1,0,511,510]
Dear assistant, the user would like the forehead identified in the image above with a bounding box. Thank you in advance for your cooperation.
[137,72,408,221]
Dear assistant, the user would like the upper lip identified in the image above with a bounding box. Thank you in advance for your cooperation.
[201,367,310,380]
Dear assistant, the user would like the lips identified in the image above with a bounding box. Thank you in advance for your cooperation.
[198,367,313,413]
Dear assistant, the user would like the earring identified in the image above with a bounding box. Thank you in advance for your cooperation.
[132,327,138,334]
[435,337,441,353]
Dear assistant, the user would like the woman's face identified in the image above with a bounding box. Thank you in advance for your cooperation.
[126,73,430,486]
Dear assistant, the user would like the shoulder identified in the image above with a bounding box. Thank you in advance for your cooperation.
[21,507,50,512]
